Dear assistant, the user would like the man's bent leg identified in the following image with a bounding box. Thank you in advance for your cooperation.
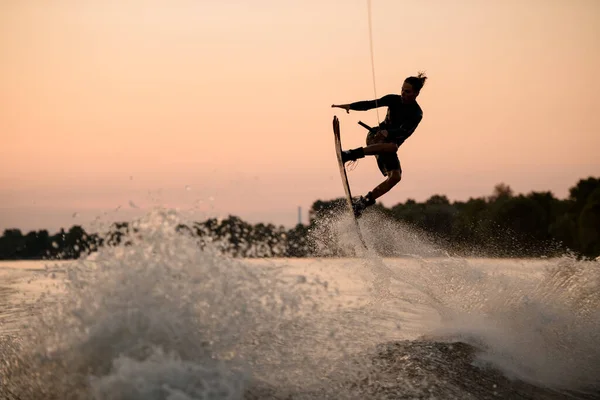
[343,142,397,163]
[353,169,401,217]
[364,142,398,156]
[370,169,402,201]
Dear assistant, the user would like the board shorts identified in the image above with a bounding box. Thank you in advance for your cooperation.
[366,129,402,177]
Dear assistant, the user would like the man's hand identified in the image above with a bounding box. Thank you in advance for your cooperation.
[331,104,350,113]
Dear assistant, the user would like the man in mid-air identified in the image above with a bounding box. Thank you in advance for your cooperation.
[332,72,427,217]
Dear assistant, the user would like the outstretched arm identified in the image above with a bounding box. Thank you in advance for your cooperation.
[331,104,351,113]
[332,95,393,113]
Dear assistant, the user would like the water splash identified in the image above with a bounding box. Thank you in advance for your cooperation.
[424,256,600,392]
[1,209,364,399]
[2,207,599,399]
[314,207,600,395]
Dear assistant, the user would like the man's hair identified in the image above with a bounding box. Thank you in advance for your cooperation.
[404,71,427,92]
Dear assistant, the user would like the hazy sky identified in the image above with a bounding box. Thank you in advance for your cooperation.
[2,0,599,232]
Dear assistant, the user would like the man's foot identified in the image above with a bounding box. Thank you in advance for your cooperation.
[341,148,365,163]
[352,192,375,218]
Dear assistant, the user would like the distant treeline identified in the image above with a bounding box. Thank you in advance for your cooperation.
[1,177,599,260]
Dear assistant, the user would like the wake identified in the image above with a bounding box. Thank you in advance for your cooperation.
[1,207,599,399]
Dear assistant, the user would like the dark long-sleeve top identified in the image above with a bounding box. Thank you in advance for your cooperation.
[349,94,423,146]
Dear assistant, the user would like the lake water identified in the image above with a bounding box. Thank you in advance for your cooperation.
[1,209,599,399]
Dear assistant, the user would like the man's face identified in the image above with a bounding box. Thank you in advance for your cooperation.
[401,82,418,103]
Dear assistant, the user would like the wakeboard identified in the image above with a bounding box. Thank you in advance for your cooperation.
[332,116,367,249]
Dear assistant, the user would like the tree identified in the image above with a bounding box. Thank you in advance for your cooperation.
[569,177,600,213]
[23,230,50,259]
[578,187,600,258]
[0,229,24,259]
[308,198,346,223]
[489,183,514,202]
[426,195,450,205]
[284,224,311,257]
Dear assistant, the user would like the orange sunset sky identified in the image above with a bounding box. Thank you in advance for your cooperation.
[1,0,599,232]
